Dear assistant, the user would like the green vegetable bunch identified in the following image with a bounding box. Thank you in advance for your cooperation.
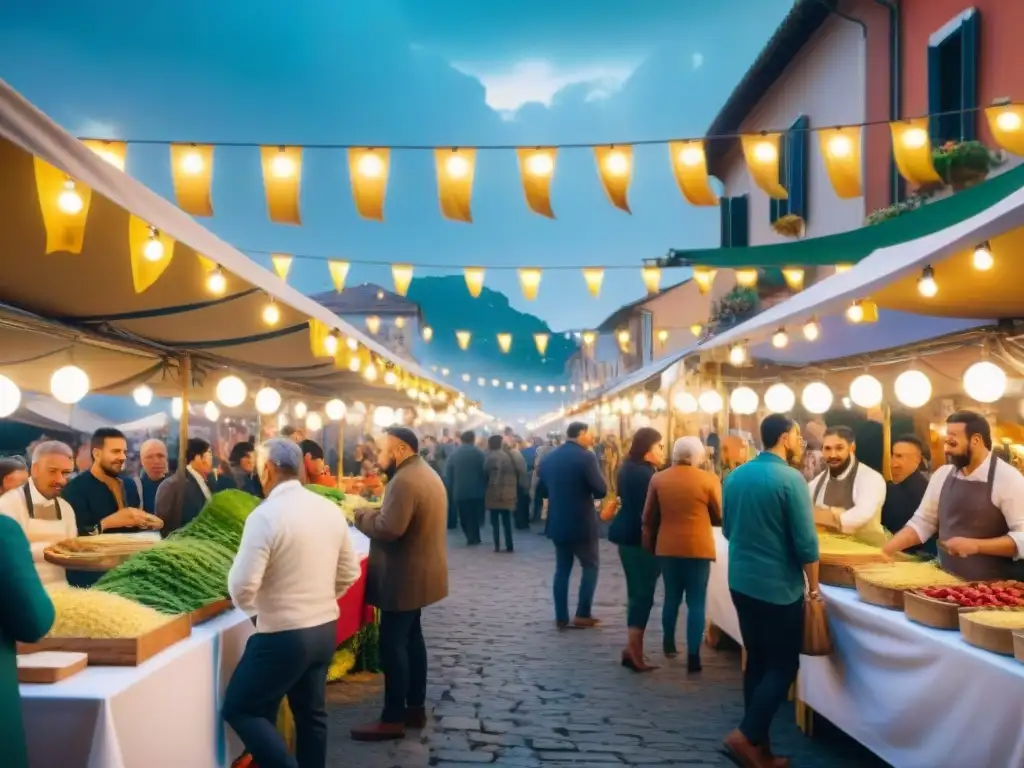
[171,489,262,552]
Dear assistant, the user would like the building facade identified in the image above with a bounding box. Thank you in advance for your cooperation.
[311,283,421,360]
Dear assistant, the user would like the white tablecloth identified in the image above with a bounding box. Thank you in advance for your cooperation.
[798,586,1024,768]
[20,609,253,768]
[706,528,742,645]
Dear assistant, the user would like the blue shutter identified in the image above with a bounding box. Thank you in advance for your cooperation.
[730,195,749,247]
[960,11,980,141]
[769,135,790,224]
[788,115,809,221]
[928,44,943,143]
[720,197,732,247]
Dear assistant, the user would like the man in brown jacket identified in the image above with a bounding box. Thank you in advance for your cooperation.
[351,426,449,742]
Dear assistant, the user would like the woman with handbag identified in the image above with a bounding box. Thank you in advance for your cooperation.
[641,437,722,672]
[605,427,664,672]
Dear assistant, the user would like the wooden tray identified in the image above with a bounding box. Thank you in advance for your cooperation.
[1014,632,1024,664]
[190,598,232,626]
[904,590,961,629]
[959,610,1024,656]
[17,651,88,684]
[854,576,907,610]
[17,613,191,666]
[820,563,857,588]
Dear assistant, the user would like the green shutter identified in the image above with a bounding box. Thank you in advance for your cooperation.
[730,195,749,247]
[769,134,790,224]
[960,11,980,141]
[927,44,943,143]
[720,197,733,247]
[788,115,809,221]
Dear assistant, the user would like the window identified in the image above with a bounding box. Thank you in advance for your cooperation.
[640,311,653,366]
[928,9,980,144]
[770,114,809,224]
[719,195,749,247]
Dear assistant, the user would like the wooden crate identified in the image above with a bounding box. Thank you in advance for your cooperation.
[904,591,961,629]
[959,610,1024,656]
[17,613,191,666]
[17,651,88,684]
[854,577,907,610]
[190,598,233,626]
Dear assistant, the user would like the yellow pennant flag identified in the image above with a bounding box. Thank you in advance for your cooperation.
[818,127,862,199]
[741,133,787,199]
[82,140,127,171]
[582,268,604,298]
[270,254,293,282]
[456,330,471,350]
[464,267,485,298]
[308,319,333,357]
[435,148,476,223]
[594,145,632,213]
[260,146,303,224]
[516,148,556,218]
[328,260,350,292]
[534,333,549,357]
[692,267,716,295]
[889,119,941,186]
[33,159,93,255]
[348,148,389,220]
[518,268,542,301]
[985,105,1024,156]
[169,144,214,216]
[497,333,512,353]
[668,140,718,206]
[641,266,661,295]
[392,264,414,297]
[196,253,217,273]
[128,215,175,293]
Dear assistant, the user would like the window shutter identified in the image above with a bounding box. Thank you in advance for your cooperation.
[720,196,733,247]
[730,195,749,247]
[769,134,790,224]
[960,10,980,141]
[788,115,809,221]
[927,44,943,143]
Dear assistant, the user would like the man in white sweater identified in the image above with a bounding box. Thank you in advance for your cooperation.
[223,438,361,768]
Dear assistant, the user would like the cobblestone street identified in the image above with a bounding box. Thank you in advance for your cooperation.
[327,528,888,767]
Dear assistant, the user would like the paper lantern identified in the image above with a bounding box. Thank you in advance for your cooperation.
[801,382,833,415]
[373,406,396,428]
[216,376,247,408]
[0,374,22,418]
[51,365,89,404]
[735,269,758,289]
[764,383,795,413]
[260,146,302,224]
[894,370,932,409]
[730,387,759,415]
[889,119,941,186]
[170,143,214,216]
[132,385,153,407]
[171,397,183,419]
[632,392,650,412]
[782,268,805,292]
[740,133,787,198]
[305,412,323,432]
[963,361,1007,403]
[673,391,698,414]
[698,390,723,414]
[985,105,1024,156]
[849,374,883,409]
[435,148,476,222]
[594,145,633,212]
[204,401,221,421]
[255,387,282,415]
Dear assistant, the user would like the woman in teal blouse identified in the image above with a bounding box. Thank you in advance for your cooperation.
[0,515,56,768]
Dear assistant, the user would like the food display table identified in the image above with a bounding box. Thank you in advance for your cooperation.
[336,529,372,645]
[20,609,253,768]
[798,585,1024,768]
[706,528,742,645]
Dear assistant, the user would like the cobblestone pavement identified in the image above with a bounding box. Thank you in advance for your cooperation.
[327,527,890,767]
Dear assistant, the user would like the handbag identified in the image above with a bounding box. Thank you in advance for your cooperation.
[599,496,620,522]
[801,595,833,656]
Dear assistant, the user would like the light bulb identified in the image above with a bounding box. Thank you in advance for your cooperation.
[996,110,1022,132]
[271,153,295,179]
[96,149,123,169]
[441,368,449,376]
[348,357,361,373]
[827,134,852,158]
[204,401,220,421]
[346,337,358,352]
[407,387,419,400]
[323,332,339,356]
[917,266,938,298]
[730,386,759,415]
[262,300,281,326]
[384,370,398,386]
[323,399,347,421]
[728,344,747,366]
[171,397,183,419]
[181,151,204,175]
[363,365,378,383]
[0,374,21,418]
[753,140,777,163]
[57,181,83,214]
[305,412,323,432]
[446,155,469,179]
[477,377,486,387]
[801,382,833,415]
[521,384,528,391]
[143,233,164,262]
[506,382,514,390]
[633,392,649,411]
[849,374,883,409]
[690,324,703,337]
[50,365,90,404]
[255,387,282,415]
[846,302,865,324]
[803,320,820,341]
[902,127,927,149]
[422,326,433,342]
[357,153,384,178]
[963,361,1006,403]
[548,385,556,394]
[206,268,227,295]
[772,329,789,349]
[527,153,553,177]
[894,370,932,409]
[604,150,629,176]
[293,401,308,419]
[972,243,993,271]
[698,390,723,414]
[216,375,247,407]
[678,145,703,167]
[764,383,795,413]
[132,385,153,407]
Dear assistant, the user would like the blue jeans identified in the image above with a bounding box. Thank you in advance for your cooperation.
[553,539,599,624]
[659,557,711,655]
[379,609,428,724]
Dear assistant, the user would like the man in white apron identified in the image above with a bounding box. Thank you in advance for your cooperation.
[808,426,888,546]
[884,410,1024,580]
[0,441,78,588]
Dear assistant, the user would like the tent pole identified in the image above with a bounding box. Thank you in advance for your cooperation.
[336,419,346,478]
[177,354,191,474]
[881,405,892,482]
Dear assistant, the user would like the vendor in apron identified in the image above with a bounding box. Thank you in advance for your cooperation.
[808,426,888,547]
[884,410,1024,580]
[0,441,78,589]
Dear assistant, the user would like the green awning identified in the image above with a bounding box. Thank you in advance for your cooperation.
[663,162,1024,268]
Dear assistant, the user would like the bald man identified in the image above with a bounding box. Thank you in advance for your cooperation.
[131,439,169,514]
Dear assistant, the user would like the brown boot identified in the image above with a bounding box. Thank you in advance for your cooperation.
[350,721,406,742]
[722,729,770,768]
[620,627,657,672]
[761,740,790,768]
[406,706,427,729]
[572,616,600,628]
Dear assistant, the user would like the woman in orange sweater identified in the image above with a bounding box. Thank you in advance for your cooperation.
[642,436,721,672]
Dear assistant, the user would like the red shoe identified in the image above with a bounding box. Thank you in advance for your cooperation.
[350,721,406,742]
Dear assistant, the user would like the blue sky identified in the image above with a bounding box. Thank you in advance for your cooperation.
[0,0,792,337]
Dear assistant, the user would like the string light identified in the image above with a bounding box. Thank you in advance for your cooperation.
[845,301,865,324]
[384,370,398,386]
[363,364,378,383]
[357,153,384,178]
[422,326,433,342]
[752,139,777,163]
[996,111,1023,132]
[181,148,204,175]
[206,268,227,295]
[917,266,938,298]
[57,179,84,214]
[972,242,993,271]
[526,152,554,177]
[446,154,470,179]
[255,387,282,415]
[802,319,821,341]
[604,149,630,176]
[728,344,747,366]
[901,127,928,149]
[348,357,361,373]
[262,298,281,326]
[271,150,295,179]
[143,227,164,262]
[132,385,153,407]
[323,331,339,356]
[772,328,789,349]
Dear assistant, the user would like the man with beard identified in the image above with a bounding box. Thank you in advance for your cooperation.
[884,411,1024,580]
[807,425,888,547]
[721,414,820,768]
[351,427,448,742]
[881,436,935,556]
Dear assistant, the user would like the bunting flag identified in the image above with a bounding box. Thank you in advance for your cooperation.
[889,119,941,186]
[260,146,303,224]
[128,215,175,293]
[734,268,758,289]
[518,268,542,301]
[435,148,476,222]
[782,268,805,292]
[270,254,293,281]
[464,267,485,298]
[741,133,787,199]
[456,330,472,350]
[347,147,390,220]
[692,267,716,295]
[516,147,557,218]
[308,319,334,358]
[196,253,217,273]
[497,333,512,353]
[582,268,604,298]
[328,260,350,292]
[82,140,127,170]
[986,105,1024,155]
[594,145,632,213]
[818,127,862,199]
[534,333,549,356]
[33,158,93,255]
[582,331,596,346]
[391,263,413,296]
[641,266,661,295]
[365,315,381,334]
[668,140,717,206]
[170,144,214,216]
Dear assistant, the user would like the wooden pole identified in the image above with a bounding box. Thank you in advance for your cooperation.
[336,419,346,478]
[177,353,191,474]
[881,404,893,482]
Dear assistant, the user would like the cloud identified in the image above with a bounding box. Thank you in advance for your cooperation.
[692,52,704,70]
[451,59,638,114]
[72,117,119,139]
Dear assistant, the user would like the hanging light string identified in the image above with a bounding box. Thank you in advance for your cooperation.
[77,105,992,150]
